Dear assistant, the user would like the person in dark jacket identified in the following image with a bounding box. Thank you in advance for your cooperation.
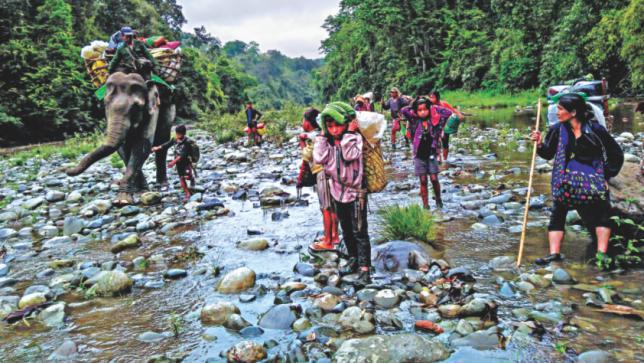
[530,94,624,265]
[382,87,409,149]
[108,26,158,80]
[245,102,263,146]
[152,125,196,202]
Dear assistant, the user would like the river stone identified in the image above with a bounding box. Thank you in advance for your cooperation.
[460,298,489,317]
[598,288,615,304]
[140,192,162,205]
[237,238,269,251]
[259,304,298,330]
[48,273,75,288]
[81,199,112,216]
[39,302,66,327]
[374,289,399,308]
[86,270,133,296]
[577,350,616,363]
[451,327,500,350]
[281,282,307,293]
[481,214,502,226]
[18,293,47,308]
[138,331,167,343]
[111,234,141,253]
[499,282,515,298]
[292,317,312,332]
[240,326,264,338]
[525,273,550,288]
[356,288,378,303]
[48,340,77,361]
[339,306,375,334]
[217,267,256,293]
[200,301,240,325]
[226,340,266,363]
[439,304,462,318]
[0,211,18,222]
[23,196,45,210]
[120,205,141,216]
[224,313,251,331]
[0,263,9,277]
[471,222,488,230]
[45,190,65,202]
[66,190,83,202]
[293,262,317,277]
[488,255,516,271]
[624,153,640,163]
[164,269,187,279]
[63,216,84,236]
[0,228,17,240]
[335,334,449,362]
[552,268,575,284]
[314,293,341,311]
[456,319,475,336]
[528,310,562,324]
[516,281,535,292]
[39,225,58,238]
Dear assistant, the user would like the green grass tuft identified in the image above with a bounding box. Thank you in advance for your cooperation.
[441,89,542,108]
[378,204,437,244]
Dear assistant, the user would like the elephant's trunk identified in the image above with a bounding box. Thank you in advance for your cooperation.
[66,145,118,176]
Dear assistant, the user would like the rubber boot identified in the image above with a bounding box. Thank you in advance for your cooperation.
[443,148,449,161]
[420,176,429,209]
[431,178,443,209]
[321,209,333,244]
[330,211,340,245]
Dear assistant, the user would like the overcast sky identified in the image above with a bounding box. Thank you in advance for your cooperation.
[178,0,340,59]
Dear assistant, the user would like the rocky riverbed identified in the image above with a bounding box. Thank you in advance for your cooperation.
[0,109,642,362]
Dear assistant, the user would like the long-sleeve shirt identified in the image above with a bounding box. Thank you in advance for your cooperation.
[313,133,363,203]
[537,122,623,179]
[383,97,408,119]
[411,106,453,158]
[108,39,158,74]
[159,137,193,161]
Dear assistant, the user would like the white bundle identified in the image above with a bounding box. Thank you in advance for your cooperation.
[81,40,109,59]
[356,111,387,145]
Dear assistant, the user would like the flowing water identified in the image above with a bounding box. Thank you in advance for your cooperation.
[0,103,642,362]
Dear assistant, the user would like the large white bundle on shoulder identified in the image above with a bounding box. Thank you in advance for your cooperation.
[356,111,386,145]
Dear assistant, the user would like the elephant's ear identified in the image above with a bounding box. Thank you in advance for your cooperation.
[147,84,161,116]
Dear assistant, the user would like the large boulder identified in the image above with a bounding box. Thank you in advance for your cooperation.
[372,241,432,272]
[217,267,256,293]
[85,270,133,296]
[335,334,450,362]
[609,163,643,221]
[200,301,240,325]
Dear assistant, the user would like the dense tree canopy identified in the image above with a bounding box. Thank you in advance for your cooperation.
[317,0,643,101]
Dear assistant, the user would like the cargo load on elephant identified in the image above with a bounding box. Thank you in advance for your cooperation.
[81,33,183,98]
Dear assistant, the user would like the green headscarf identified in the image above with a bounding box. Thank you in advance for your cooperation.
[319,101,355,134]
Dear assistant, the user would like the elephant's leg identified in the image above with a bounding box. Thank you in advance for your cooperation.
[154,101,174,186]
[121,139,152,197]
[135,170,148,191]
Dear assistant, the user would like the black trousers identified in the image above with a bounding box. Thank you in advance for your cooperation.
[548,198,612,231]
[335,195,371,267]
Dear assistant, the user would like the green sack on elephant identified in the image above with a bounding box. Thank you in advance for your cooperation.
[95,74,173,100]
[444,114,461,135]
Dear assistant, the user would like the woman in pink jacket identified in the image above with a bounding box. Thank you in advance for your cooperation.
[310,102,371,285]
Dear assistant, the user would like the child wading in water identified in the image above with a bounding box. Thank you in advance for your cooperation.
[298,108,340,249]
[152,125,198,202]
[411,98,453,209]
[312,102,371,284]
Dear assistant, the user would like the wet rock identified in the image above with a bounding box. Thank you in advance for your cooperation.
[528,310,562,324]
[271,211,289,221]
[259,304,298,330]
[577,350,616,363]
[80,199,112,216]
[335,334,449,362]
[144,280,164,289]
[42,236,72,249]
[111,234,141,253]
[292,317,312,332]
[499,282,515,298]
[23,196,45,210]
[224,313,251,331]
[18,293,47,308]
[516,281,535,292]
[0,263,9,277]
[481,214,502,226]
[375,310,403,329]
[0,277,17,288]
[552,268,575,284]
[138,331,167,343]
[164,269,187,279]
[226,340,266,363]
[24,285,51,296]
[460,298,490,317]
[63,216,84,236]
[120,205,141,216]
[45,190,65,202]
[38,302,66,327]
[39,225,59,238]
[293,262,317,277]
[339,306,375,334]
[315,293,341,312]
[49,259,74,270]
[446,267,475,282]
[456,319,475,336]
[281,282,307,293]
[357,288,378,303]
[48,339,77,361]
[0,228,17,240]
[0,211,19,222]
[523,273,550,288]
[85,270,133,296]
[439,304,462,318]
[37,268,55,279]
[200,301,240,325]
[372,241,430,272]
[217,267,256,293]
[598,288,615,304]
[240,326,264,338]
[239,294,256,303]
[451,327,500,350]
[471,222,488,230]
[140,192,162,205]
[237,238,269,251]
[374,289,399,308]
[66,190,83,202]
[197,198,225,211]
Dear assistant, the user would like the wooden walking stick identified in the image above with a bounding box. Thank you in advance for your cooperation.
[517,99,542,267]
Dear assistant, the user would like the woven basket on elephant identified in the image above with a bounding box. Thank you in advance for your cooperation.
[84,58,110,88]
[151,48,183,83]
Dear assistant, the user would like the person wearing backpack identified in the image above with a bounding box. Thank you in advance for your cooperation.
[311,102,372,285]
[108,26,158,81]
[152,125,199,202]
[530,94,624,265]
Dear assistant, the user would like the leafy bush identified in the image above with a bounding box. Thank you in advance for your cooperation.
[378,204,437,245]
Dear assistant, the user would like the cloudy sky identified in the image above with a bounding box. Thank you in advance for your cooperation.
[178,0,340,59]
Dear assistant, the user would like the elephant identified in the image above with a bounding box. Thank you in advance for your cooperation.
[66,72,175,205]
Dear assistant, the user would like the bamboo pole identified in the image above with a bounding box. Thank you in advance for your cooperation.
[517,99,542,267]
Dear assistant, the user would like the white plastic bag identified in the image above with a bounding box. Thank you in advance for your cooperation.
[356,111,386,145]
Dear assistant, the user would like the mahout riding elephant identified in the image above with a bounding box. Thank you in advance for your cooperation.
[66,72,175,205]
